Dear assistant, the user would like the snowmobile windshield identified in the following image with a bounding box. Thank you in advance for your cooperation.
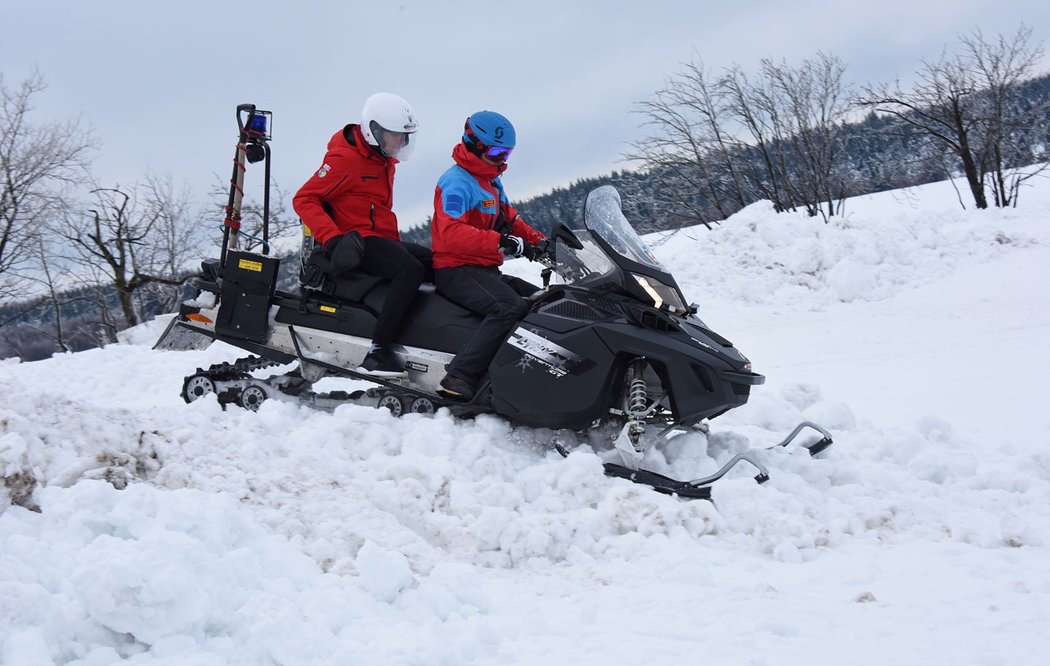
[582,186,665,270]
[552,185,664,286]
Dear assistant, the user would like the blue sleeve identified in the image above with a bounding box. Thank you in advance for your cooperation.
[438,169,473,219]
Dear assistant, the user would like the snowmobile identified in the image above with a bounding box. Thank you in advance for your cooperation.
[156,103,832,500]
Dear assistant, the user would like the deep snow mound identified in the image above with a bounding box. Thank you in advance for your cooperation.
[646,197,1049,312]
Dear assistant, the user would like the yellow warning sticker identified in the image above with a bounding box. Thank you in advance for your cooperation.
[238,259,263,272]
[320,305,337,313]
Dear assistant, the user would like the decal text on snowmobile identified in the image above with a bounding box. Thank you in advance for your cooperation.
[507,327,582,377]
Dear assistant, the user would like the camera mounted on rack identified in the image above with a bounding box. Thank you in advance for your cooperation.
[237,104,272,164]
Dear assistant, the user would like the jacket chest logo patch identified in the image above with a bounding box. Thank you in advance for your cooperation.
[482,198,496,208]
[316,163,331,178]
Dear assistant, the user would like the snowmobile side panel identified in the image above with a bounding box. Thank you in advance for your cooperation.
[488,324,619,429]
[207,326,298,366]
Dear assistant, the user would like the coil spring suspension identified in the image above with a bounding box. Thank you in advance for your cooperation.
[614,359,652,467]
[627,374,647,417]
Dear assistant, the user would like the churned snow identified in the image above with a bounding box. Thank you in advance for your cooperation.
[2,172,1050,665]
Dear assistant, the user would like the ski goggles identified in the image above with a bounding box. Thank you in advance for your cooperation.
[483,145,513,162]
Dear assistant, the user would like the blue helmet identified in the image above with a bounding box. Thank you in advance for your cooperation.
[463,110,516,149]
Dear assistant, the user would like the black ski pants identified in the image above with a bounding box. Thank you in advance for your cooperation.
[435,265,538,381]
[359,237,433,346]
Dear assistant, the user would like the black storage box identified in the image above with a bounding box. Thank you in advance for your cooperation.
[215,251,280,343]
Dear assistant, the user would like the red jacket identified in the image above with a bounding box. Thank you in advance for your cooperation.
[293,124,399,246]
[431,144,545,270]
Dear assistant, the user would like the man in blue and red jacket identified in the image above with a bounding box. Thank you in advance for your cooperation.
[431,110,548,401]
[293,92,432,376]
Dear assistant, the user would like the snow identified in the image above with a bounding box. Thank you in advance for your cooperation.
[3,172,1050,665]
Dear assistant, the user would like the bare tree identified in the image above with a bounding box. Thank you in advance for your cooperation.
[719,64,793,212]
[857,24,1047,209]
[138,174,209,313]
[630,53,851,225]
[627,59,748,228]
[0,69,94,298]
[963,26,1050,207]
[56,184,192,329]
[762,53,852,220]
[27,234,71,352]
[860,51,989,208]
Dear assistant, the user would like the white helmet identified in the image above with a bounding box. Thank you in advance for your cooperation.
[360,92,419,161]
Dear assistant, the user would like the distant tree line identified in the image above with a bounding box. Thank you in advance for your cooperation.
[3,25,1049,360]
[505,25,1048,237]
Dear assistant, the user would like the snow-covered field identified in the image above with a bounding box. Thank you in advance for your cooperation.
[2,173,1049,665]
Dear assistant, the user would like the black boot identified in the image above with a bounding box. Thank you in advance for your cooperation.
[358,345,406,376]
[437,373,476,402]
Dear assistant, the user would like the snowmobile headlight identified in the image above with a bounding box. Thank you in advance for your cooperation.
[632,274,687,314]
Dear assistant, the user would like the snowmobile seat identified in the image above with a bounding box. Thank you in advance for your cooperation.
[276,273,482,354]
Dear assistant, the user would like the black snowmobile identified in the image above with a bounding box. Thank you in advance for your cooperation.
[156,104,832,500]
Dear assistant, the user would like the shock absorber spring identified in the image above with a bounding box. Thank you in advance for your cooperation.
[628,377,647,416]
[615,359,651,464]
[626,359,648,418]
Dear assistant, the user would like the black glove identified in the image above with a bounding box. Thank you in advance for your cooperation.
[324,235,338,252]
[499,232,525,258]
[323,231,364,272]
[522,239,551,262]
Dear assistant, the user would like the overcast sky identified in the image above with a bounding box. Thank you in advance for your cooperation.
[4,0,1049,230]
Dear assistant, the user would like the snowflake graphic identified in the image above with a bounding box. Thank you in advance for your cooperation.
[516,354,535,373]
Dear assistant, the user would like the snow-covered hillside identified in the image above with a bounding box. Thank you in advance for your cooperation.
[2,174,1049,665]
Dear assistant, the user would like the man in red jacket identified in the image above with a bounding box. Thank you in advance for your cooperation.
[431,111,548,401]
[293,92,431,376]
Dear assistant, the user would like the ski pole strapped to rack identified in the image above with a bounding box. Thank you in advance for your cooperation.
[221,104,273,266]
